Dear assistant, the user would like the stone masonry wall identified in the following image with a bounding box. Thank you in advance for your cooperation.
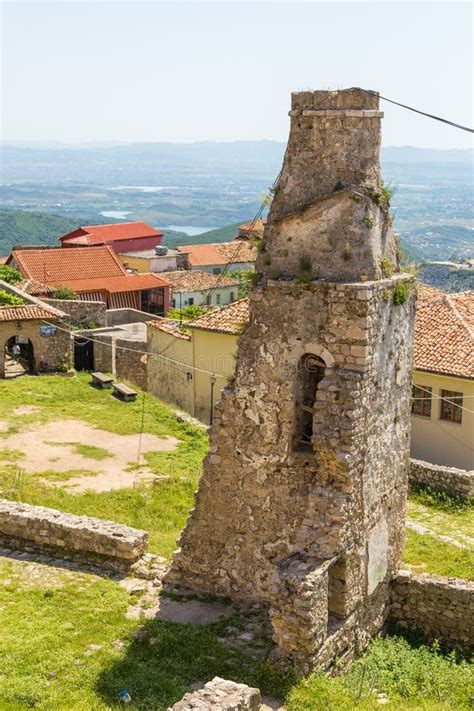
[168,677,260,711]
[410,458,474,499]
[390,571,474,650]
[0,500,148,572]
[115,337,147,390]
[45,299,106,327]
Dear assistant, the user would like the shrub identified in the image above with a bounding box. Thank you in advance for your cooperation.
[392,281,411,306]
[52,285,77,300]
[0,265,23,285]
[380,257,394,278]
[166,305,208,321]
[0,289,25,306]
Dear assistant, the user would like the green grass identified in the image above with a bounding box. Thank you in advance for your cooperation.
[286,632,473,711]
[47,441,113,460]
[404,485,474,578]
[403,528,473,580]
[0,557,292,711]
[0,373,207,558]
[1,556,472,711]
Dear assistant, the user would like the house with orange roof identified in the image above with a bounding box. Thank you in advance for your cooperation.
[7,246,170,315]
[59,221,163,255]
[235,219,266,240]
[176,241,256,275]
[147,299,249,423]
[163,270,239,310]
[411,286,473,469]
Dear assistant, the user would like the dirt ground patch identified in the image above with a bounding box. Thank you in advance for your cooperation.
[13,405,41,416]
[2,419,179,492]
[0,421,8,433]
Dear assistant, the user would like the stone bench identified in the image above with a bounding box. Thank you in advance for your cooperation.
[113,382,138,402]
[0,500,148,572]
[91,371,114,389]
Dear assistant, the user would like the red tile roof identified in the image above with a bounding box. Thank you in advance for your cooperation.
[60,221,163,245]
[414,286,473,379]
[0,304,59,322]
[17,279,55,296]
[9,246,168,296]
[64,274,168,294]
[11,246,124,283]
[237,219,266,239]
[147,319,192,341]
[160,270,238,292]
[189,298,250,335]
[177,241,257,267]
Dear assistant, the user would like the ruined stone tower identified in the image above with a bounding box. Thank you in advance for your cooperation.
[167,88,416,671]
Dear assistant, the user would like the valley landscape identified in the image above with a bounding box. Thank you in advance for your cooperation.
[1,143,473,291]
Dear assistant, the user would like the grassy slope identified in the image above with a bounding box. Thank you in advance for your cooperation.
[0,209,98,255]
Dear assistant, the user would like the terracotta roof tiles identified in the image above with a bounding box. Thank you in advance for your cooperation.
[17,279,55,296]
[414,285,473,379]
[189,298,250,335]
[11,246,124,283]
[160,270,238,292]
[0,304,60,322]
[60,221,163,244]
[177,241,257,267]
[147,319,192,340]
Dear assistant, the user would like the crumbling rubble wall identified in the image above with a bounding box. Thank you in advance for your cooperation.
[0,499,148,572]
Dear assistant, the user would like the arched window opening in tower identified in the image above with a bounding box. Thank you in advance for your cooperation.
[293,354,326,452]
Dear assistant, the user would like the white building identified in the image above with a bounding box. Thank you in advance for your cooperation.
[162,270,240,309]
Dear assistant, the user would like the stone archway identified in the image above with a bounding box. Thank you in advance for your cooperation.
[3,335,36,378]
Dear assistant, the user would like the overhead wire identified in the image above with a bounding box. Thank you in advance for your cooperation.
[40,318,227,379]
[412,384,474,414]
[361,89,474,133]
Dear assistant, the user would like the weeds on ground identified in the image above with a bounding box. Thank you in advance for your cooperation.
[287,631,473,711]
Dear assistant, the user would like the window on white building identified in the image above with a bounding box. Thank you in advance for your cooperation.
[411,385,432,417]
[440,390,463,424]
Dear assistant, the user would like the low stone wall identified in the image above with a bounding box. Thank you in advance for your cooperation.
[390,571,474,650]
[0,500,148,572]
[409,458,473,499]
[45,299,107,327]
[168,678,260,711]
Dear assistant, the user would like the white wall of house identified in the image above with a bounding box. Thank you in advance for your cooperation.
[190,262,254,274]
[411,370,474,470]
[170,285,237,309]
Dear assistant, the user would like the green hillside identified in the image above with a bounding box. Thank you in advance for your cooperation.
[0,209,194,256]
[0,209,89,256]
[162,222,241,249]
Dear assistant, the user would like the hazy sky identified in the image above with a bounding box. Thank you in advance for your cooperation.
[1,1,473,148]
